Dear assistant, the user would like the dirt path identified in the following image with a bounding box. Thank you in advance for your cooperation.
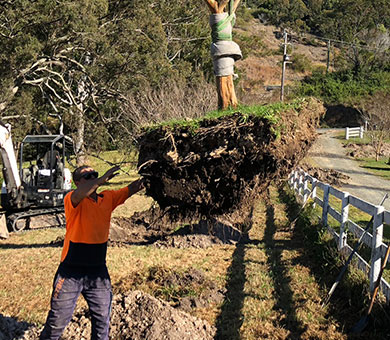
[308,129,390,210]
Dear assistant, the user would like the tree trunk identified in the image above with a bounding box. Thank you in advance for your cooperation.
[204,0,241,110]
[216,75,238,110]
[74,106,87,166]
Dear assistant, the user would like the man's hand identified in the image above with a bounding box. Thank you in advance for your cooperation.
[98,166,120,185]
[128,178,144,197]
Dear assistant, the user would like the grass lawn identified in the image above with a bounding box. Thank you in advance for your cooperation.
[357,157,390,181]
[3,184,386,339]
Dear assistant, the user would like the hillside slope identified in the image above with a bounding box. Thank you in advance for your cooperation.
[235,18,329,104]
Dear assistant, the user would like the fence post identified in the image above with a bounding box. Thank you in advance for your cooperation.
[322,184,330,226]
[293,171,298,191]
[298,171,303,198]
[370,205,384,292]
[303,172,309,202]
[359,126,364,138]
[339,192,349,250]
[289,171,294,186]
[312,178,317,208]
[345,127,349,140]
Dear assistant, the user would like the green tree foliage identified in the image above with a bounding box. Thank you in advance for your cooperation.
[0,0,211,160]
[295,69,390,104]
[251,0,390,38]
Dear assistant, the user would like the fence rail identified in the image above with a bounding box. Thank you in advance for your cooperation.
[345,126,364,140]
[289,168,390,302]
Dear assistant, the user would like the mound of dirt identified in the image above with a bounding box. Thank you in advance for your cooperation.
[153,219,246,248]
[109,209,247,248]
[114,267,226,313]
[301,165,350,187]
[137,98,324,217]
[345,142,390,159]
[49,208,247,249]
[18,291,216,340]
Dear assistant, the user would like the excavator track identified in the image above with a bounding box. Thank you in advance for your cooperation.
[7,207,65,233]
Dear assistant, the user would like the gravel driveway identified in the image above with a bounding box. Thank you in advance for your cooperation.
[308,129,390,211]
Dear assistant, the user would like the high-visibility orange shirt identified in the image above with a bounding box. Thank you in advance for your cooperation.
[61,187,129,267]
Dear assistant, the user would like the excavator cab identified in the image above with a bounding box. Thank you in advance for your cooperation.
[18,135,72,208]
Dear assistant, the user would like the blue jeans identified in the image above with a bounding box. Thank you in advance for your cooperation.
[39,264,112,340]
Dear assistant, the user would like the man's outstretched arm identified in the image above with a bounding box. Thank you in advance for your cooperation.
[71,166,120,207]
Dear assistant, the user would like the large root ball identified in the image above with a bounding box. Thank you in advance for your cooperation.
[137,98,324,216]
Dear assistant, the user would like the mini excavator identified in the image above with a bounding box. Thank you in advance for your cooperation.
[0,121,72,238]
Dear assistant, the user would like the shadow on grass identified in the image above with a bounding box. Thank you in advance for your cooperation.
[277,185,390,340]
[214,212,254,340]
[0,242,62,249]
[214,243,246,340]
[361,165,390,171]
[263,196,307,339]
[0,313,34,339]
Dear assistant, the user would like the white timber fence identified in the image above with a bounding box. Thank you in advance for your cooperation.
[345,126,364,140]
[289,168,390,302]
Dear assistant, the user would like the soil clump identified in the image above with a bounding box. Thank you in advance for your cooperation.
[137,98,324,219]
[114,267,226,314]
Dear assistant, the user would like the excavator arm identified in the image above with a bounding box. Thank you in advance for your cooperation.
[0,121,22,238]
[0,122,21,192]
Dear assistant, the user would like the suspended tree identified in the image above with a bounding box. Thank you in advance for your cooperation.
[203,0,242,109]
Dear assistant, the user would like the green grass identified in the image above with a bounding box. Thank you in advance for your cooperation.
[336,131,390,146]
[339,136,371,145]
[141,99,308,133]
[357,157,390,181]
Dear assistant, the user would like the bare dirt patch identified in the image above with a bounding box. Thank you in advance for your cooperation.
[301,164,350,187]
[48,207,247,250]
[345,142,390,159]
[114,267,226,314]
[110,209,247,248]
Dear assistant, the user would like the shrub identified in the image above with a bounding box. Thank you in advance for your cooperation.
[290,53,312,73]
[294,70,390,104]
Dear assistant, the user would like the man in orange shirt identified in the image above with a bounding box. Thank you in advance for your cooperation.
[40,165,143,340]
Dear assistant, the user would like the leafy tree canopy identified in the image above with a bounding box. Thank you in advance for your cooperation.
[0,0,211,159]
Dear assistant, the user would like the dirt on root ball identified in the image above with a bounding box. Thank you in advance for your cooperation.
[137,98,324,218]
